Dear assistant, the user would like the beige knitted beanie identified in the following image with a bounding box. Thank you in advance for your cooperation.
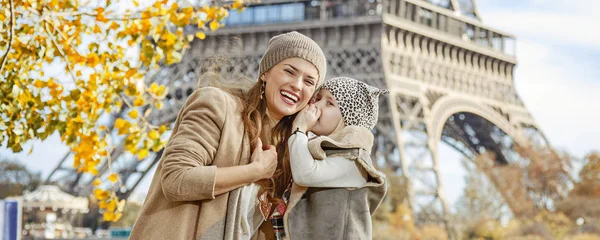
[259,31,327,88]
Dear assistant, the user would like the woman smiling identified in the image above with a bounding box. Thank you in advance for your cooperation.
[130,31,326,240]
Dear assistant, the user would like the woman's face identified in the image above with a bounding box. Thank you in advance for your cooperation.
[262,58,319,121]
[311,89,344,136]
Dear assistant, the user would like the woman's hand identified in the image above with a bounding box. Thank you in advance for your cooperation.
[292,104,321,133]
[250,138,278,180]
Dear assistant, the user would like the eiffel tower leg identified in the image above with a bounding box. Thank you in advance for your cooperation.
[388,92,415,211]
[425,127,452,233]
[388,92,453,234]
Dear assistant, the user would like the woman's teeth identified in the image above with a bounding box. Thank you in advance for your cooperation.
[281,91,298,102]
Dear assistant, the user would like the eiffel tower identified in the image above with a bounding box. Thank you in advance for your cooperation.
[47,0,553,230]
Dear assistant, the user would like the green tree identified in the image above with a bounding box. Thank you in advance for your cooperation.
[0,158,41,198]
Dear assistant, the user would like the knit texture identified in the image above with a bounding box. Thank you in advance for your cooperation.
[259,31,327,88]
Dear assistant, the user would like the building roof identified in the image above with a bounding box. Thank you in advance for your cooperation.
[17,185,89,212]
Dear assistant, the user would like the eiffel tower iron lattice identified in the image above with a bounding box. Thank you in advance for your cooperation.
[46,0,563,233]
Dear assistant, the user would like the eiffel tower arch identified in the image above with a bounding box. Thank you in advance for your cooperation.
[46,0,557,231]
[378,0,549,221]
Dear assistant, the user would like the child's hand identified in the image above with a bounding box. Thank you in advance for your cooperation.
[293,104,321,133]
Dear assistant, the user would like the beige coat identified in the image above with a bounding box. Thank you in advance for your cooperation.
[130,87,272,240]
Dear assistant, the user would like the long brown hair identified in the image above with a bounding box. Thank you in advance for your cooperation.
[197,56,275,148]
[237,80,298,202]
[231,80,297,203]
[198,60,296,202]
[272,114,296,198]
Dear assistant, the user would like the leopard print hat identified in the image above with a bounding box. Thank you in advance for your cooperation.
[321,77,389,130]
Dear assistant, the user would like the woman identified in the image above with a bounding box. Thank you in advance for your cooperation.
[130,31,327,240]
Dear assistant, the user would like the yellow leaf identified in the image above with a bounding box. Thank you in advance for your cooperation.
[159,125,167,134]
[115,118,126,129]
[96,7,108,23]
[218,7,229,19]
[158,85,166,96]
[133,98,145,107]
[162,32,177,46]
[149,83,159,93]
[116,101,123,111]
[156,102,163,110]
[152,142,162,152]
[47,78,57,88]
[195,32,206,40]
[128,109,139,119]
[148,130,159,140]
[209,21,219,31]
[28,146,34,155]
[232,0,244,10]
[99,201,107,209]
[141,10,152,19]
[87,53,100,67]
[103,211,115,221]
[197,20,205,28]
[114,212,123,222]
[138,149,149,160]
[93,178,101,186]
[117,199,126,211]
[107,198,117,211]
[94,189,109,200]
[33,80,45,88]
[108,173,119,183]
[109,22,119,30]
[115,118,131,135]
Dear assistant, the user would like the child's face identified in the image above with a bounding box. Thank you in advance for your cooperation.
[311,89,344,136]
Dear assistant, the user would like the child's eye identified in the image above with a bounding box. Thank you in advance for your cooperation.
[327,101,334,106]
[304,79,314,86]
[285,69,294,75]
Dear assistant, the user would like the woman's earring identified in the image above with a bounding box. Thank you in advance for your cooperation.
[260,81,265,100]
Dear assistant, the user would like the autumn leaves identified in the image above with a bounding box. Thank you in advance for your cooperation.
[0,0,247,221]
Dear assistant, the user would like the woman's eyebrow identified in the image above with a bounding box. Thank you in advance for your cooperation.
[285,64,316,80]
[284,64,298,72]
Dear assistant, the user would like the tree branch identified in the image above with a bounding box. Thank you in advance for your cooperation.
[0,0,15,75]
[45,4,241,21]
[43,21,78,83]
[46,9,167,21]
[43,19,84,58]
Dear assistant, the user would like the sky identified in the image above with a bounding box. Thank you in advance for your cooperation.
[1,0,598,211]
[438,0,600,210]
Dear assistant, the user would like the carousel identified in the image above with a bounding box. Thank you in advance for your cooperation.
[16,185,91,239]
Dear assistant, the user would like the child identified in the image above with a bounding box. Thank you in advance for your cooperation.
[272,77,388,240]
